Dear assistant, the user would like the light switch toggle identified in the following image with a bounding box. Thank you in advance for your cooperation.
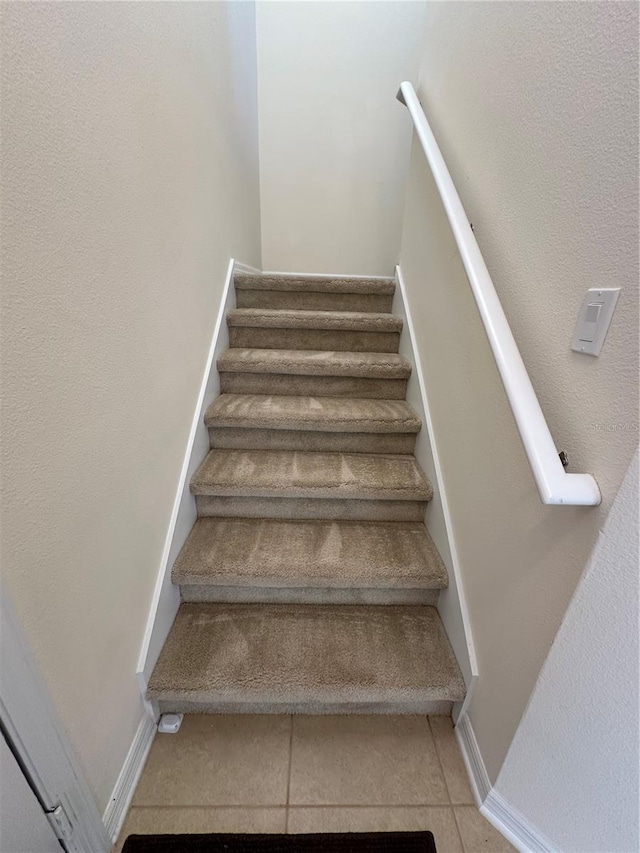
[579,302,603,342]
[571,288,620,356]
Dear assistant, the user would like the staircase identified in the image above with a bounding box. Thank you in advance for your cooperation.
[146,272,465,715]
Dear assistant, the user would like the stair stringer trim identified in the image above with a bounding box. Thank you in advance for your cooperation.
[394,264,478,720]
[136,258,239,691]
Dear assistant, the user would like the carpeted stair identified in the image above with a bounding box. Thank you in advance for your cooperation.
[147,272,465,715]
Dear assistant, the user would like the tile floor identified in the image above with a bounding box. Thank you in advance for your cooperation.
[115,715,515,853]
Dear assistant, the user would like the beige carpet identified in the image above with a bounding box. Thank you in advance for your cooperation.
[234,273,395,313]
[190,449,432,502]
[172,518,447,589]
[218,348,411,399]
[147,272,464,715]
[228,310,402,354]
[147,603,465,715]
[217,348,411,378]
[206,394,421,433]
[227,308,403,332]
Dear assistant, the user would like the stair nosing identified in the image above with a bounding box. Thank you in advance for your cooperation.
[189,449,433,502]
[234,274,395,295]
[172,517,447,589]
[227,308,402,333]
[205,394,422,434]
[217,349,412,379]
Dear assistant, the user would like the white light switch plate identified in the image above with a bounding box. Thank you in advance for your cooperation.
[571,288,620,356]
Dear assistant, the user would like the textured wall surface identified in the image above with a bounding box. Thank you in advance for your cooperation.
[496,451,639,852]
[256,0,427,275]
[399,1,638,782]
[0,1,260,809]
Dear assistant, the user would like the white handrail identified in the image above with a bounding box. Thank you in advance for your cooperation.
[398,81,601,506]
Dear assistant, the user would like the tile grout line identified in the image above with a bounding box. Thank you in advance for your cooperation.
[129,804,287,811]
[287,803,454,810]
[285,714,294,832]
[451,806,470,853]
[428,717,467,850]
[130,803,463,811]
[428,717,478,807]
[427,716,454,805]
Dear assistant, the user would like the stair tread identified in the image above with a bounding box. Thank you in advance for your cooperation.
[190,449,432,501]
[227,308,402,333]
[146,602,465,706]
[235,274,395,295]
[218,349,411,378]
[172,518,447,588]
[205,394,421,434]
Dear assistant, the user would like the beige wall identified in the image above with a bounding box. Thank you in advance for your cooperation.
[399,1,638,781]
[495,451,639,850]
[0,1,260,810]
[256,0,427,275]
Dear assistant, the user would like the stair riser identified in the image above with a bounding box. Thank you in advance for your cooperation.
[208,427,416,455]
[195,495,428,521]
[229,327,400,353]
[220,372,408,400]
[236,290,393,313]
[156,699,454,715]
[179,584,440,606]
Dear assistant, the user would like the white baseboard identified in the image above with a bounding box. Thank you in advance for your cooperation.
[456,713,555,853]
[103,715,156,843]
[394,264,478,713]
[455,712,491,805]
[482,790,556,853]
[136,258,238,684]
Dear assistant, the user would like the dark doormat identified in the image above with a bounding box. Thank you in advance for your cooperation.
[121,831,437,852]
